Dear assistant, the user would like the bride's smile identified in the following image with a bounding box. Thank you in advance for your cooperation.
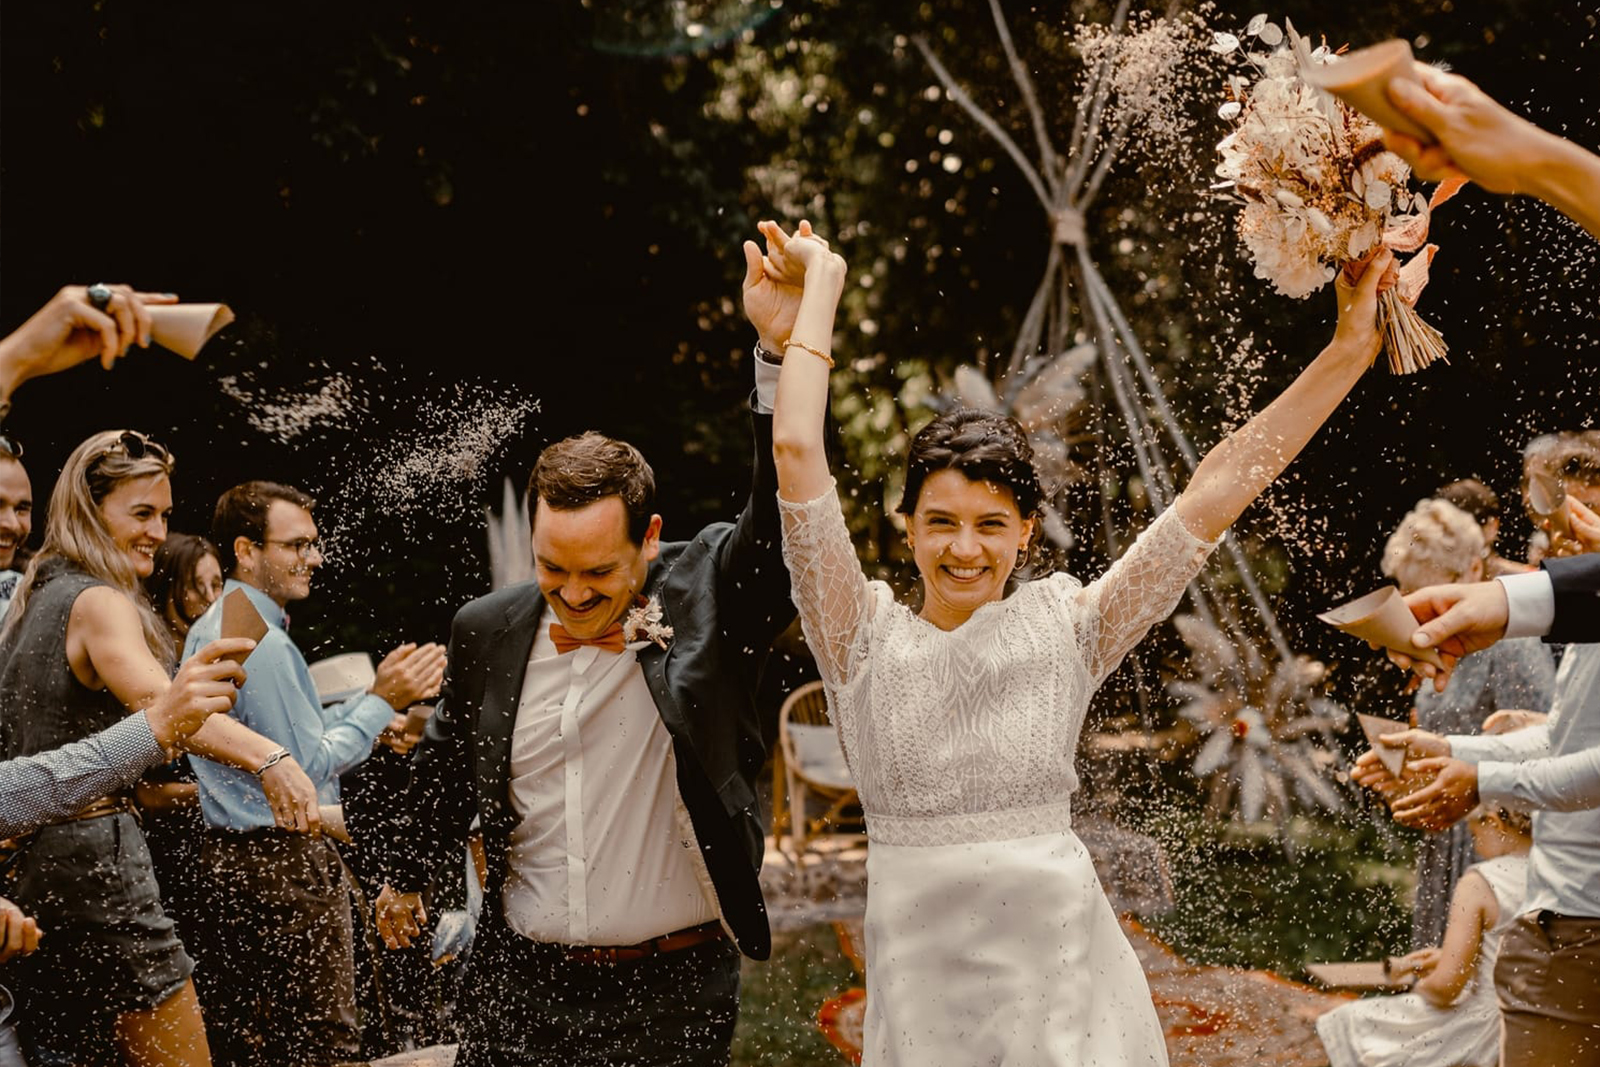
[904,469,1034,631]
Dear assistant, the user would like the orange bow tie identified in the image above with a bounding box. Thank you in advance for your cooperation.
[550,622,628,655]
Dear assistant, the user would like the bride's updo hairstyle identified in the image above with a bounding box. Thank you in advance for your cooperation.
[897,409,1045,532]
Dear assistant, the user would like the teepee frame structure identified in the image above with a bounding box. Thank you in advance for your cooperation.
[915,1,1347,823]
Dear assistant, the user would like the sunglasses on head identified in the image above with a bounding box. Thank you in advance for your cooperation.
[0,433,22,461]
[93,430,172,467]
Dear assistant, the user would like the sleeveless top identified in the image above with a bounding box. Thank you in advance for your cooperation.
[1470,853,1528,991]
[0,558,130,760]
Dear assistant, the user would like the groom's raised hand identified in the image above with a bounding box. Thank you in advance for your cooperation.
[742,221,805,355]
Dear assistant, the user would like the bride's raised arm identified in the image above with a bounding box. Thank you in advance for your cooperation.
[760,221,870,687]
[1081,250,1388,683]
[1176,250,1388,541]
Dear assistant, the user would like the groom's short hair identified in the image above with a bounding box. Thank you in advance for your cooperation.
[529,432,657,545]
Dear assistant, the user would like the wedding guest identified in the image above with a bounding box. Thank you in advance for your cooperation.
[372,243,802,1066]
[1355,531,1600,1067]
[147,533,224,644]
[0,292,260,845]
[0,284,176,417]
[1384,62,1600,238]
[1316,804,1532,1067]
[136,534,225,954]
[0,438,31,619]
[767,219,1387,1064]
[1437,478,1526,577]
[186,480,446,1067]
[0,430,287,1066]
[1380,499,1553,948]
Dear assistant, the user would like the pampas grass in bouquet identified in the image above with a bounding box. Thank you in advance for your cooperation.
[1211,17,1464,374]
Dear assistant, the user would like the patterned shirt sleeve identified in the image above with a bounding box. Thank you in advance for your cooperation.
[0,714,165,837]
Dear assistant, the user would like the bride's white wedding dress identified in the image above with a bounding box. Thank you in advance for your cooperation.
[780,483,1217,1066]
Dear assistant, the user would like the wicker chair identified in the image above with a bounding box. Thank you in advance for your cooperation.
[776,681,861,870]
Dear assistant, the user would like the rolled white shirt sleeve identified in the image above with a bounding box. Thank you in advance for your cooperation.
[753,346,782,414]
[1498,570,1555,640]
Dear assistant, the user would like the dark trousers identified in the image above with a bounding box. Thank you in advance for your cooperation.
[455,914,742,1067]
[194,830,360,1067]
[1496,911,1600,1066]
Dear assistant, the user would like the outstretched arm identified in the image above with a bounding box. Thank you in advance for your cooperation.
[1175,251,1387,542]
[770,221,848,506]
[765,221,872,686]
[1384,64,1600,240]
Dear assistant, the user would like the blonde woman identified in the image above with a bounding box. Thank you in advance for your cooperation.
[0,431,316,1067]
[1380,499,1554,949]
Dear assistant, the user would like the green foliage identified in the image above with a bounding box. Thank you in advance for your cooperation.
[732,924,862,1066]
[1145,813,1416,975]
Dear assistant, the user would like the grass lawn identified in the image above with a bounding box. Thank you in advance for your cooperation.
[732,923,860,1067]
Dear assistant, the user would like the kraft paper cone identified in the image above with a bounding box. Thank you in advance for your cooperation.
[1318,586,1445,669]
[318,804,352,844]
[1301,39,1434,143]
[1528,469,1570,538]
[404,703,436,739]
[1357,712,1409,778]
[147,303,235,360]
[219,588,269,664]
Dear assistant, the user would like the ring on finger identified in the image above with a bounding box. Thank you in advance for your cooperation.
[86,283,114,312]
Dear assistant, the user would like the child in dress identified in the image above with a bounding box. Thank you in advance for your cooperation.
[1316,805,1532,1067]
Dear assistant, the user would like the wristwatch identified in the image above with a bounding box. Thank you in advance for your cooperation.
[755,340,784,364]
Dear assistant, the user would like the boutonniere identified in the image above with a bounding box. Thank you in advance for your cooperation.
[622,595,674,650]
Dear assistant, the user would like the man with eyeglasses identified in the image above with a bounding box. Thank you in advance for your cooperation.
[184,479,448,1067]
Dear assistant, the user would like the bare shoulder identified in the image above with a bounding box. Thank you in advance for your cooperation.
[69,584,140,635]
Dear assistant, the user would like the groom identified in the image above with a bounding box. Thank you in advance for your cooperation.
[373,236,807,1065]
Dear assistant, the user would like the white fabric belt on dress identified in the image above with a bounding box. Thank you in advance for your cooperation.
[865,799,1074,847]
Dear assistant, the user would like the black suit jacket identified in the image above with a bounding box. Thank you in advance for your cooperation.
[1545,554,1600,644]
[381,401,795,959]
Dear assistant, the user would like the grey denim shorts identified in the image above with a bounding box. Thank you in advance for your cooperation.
[4,812,192,1061]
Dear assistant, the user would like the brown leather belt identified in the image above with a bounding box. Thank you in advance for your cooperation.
[0,794,135,874]
[562,920,726,965]
[62,794,134,823]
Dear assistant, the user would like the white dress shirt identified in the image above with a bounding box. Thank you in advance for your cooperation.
[501,613,720,945]
[1498,570,1556,639]
[1451,643,1600,917]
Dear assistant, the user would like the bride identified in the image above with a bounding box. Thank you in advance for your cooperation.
[759,219,1387,1065]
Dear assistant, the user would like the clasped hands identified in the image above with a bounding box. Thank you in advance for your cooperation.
[740,219,847,356]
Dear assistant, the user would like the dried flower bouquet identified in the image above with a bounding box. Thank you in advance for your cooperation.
[1212,17,1463,374]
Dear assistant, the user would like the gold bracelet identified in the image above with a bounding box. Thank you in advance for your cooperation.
[785,339,835,369]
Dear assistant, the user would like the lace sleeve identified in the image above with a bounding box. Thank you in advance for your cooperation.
[1075,502,1218,686]
[779,482,872,688]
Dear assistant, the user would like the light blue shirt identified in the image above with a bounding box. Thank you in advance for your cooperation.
[186,579,394,830]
